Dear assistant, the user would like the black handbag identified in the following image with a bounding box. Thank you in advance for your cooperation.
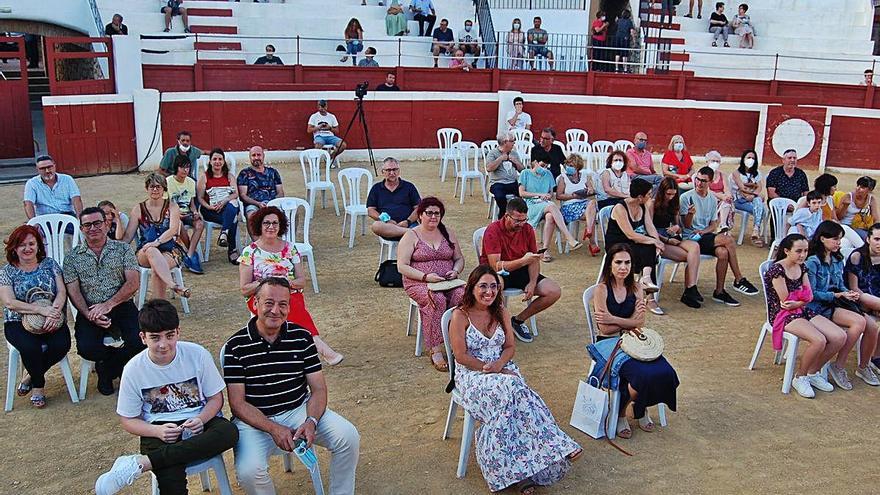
[375,260,403,287]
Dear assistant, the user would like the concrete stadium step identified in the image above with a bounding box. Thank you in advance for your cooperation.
[642,21,681,30]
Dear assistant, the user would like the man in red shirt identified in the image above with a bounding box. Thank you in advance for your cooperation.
[479,198,561,342]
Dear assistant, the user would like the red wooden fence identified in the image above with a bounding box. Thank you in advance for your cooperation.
[45,37,115,96]
[0,37,34,159]
[43,100,137,175]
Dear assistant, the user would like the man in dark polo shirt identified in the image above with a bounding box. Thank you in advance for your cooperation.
[766,149,809,203]
[479,197,561,343]
[224,277,360,495]
[530,127,567,179]
[367,157,421,241]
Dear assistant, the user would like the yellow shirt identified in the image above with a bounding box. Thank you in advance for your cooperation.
[165,176,196,215]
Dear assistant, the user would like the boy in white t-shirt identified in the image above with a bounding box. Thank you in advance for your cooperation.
[505,96,532,131]
[788,190,825,238]
[95,299,237,495]
[166,155,205,275]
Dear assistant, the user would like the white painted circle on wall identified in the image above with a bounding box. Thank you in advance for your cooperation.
[771,118,815,159]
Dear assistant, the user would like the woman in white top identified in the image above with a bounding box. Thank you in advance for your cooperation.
[556,154,600,256]
[196,148,240,264]
[730,149,766,247]
[731,3,754,49]
[506,18,526,70]
[596,150,631,210]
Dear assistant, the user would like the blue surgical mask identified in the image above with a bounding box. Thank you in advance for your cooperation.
[673,142,684,152]
[565,166,576,176]
[636,141,646,150]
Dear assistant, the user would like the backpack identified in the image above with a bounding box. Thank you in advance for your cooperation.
[374,260,403,287]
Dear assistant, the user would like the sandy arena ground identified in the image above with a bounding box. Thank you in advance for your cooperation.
[0,160,877,495]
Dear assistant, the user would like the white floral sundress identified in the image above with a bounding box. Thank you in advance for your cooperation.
[454,319,580,492]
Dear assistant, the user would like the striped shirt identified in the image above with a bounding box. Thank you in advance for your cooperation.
[223,318,322,417]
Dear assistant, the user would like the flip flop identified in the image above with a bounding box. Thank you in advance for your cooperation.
[172,286,192,299]
[17,379,32,397]
[751,234,765,248]
[431,353,449,372]
[567,448,583,462]
[637,415,655,433]
[616,418,632,439]
[30,394,46,409]
[541,253,554,263]
[568,241,584,252]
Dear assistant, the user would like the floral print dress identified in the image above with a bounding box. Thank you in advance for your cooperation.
[454,318,580,492]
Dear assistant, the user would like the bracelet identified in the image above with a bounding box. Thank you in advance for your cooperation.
[306,416,319,428]
[421,273,428,282]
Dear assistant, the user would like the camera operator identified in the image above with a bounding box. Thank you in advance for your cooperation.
[307,99,347,162]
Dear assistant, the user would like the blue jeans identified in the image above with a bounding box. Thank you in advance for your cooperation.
[346,40,363,65]
[200,202,239,252]
[734,196,765,230]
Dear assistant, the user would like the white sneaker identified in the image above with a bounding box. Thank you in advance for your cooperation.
[791,375,815,398]
[827,363,853,390]
[869,361,880,377]
[855,366,880,386]
[95,455,143,495]
[807,372,834,392]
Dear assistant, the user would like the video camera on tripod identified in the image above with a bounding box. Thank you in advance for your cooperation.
[355,81,369,99]
[341,81,376,173]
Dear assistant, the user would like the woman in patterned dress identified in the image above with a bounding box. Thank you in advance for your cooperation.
[397,197,465,372]
[238,206,343,365]
[449,265,581,494]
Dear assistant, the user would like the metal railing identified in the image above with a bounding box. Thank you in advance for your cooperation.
[475,0,497,69]
[86,0,104,36]
[489,0,587,9]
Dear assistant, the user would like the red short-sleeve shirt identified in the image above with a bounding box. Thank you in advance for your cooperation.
[661,150,694,184]
[479,219,538,266]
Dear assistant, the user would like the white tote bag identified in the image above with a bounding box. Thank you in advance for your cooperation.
[569,376,610,439]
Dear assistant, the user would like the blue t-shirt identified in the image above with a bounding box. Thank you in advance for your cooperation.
[23,173,81,216]
[366,179,421,223]
[237,166,282,204]
[679,189,718,236]
[432,27,454,43]
[519,167,555,195]
[0,258,61,322]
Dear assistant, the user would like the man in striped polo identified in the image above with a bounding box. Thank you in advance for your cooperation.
[224,277,360,494]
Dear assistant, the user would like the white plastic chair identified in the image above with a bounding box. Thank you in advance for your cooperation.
[566,141,592,170]
[267,198,319,294]
[581,285,668,439]
[437,128,462,182]
[5,342,79,411]
[452,141,488,205]
[379,238,398,263]
[767,198,796,260]
[512,128,533,143]
[198,155,239,261]
[150,454,234,495]
[406,298,424,357]
[597,205,614,249]
[337,168,373,248]
[565,128,588,144]
[479,140,498,164]
[613,139,634,153]
[300,149,340,218]
[472,228,537,335]
[138,266,191,314]
[654,253,716,304]
[591,140,614,172]
[748,260,800,394]
[440,308,477,478]
[26,214,80,267]
[514,140,533,168]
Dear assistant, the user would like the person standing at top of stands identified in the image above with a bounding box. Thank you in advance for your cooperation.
[766,149,809,203]
[105,14,128,36]
[861,69,875,86]
[375,71,400,91]
[530,127,566,179]
[527,16,555,70]
[23,155,83,222]
[161,0,191,34]
[410,0,437,37]
[159,130,203,180]
[505,97,532,131]
[254,44,283,65]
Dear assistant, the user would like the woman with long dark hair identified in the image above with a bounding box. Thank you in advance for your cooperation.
[341,18,364,65]
[591,243,679,437]
[196,148,240,264]
[603,178,663,296]
[805,221,878,388]
[450,265,581,494]
[649,177,703,308]
[730,149,766,247]
[845,223,880,374]
[397,197,465,372]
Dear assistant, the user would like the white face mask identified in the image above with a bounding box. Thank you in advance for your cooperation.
[744,158,755,167]
[673,142,684,152]
[179,144,191,153]
[611,160,625,171]
[708,161,720,171]
[513,23,521,29]
[465,25,472,32]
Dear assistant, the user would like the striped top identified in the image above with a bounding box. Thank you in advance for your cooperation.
[223,318,322,417]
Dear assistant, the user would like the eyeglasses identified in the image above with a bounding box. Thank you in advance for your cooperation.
[37,165,54,172]
[694,177,710,183]
[506,214,528,225]
[147,184,165,190]
[81,220,105,230]
[423,210,442,217]
[540,136,552,141]
[477,283,499,291]
[262,221,280,227]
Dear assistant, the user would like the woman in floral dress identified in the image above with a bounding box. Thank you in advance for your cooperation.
[449,265,581,494]
[238,206,343,365]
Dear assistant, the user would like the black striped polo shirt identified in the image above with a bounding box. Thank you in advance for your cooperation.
[223,318,322,417]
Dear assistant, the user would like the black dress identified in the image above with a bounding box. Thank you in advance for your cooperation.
[597,287,680,417]
[604,203,658,281]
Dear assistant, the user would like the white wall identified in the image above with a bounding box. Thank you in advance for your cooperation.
[0,0,101,37]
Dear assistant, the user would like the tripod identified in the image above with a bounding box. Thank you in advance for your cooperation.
[341,96,377,175]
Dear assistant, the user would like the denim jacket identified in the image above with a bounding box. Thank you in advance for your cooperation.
[587,337,631,390]
[805,254,845,311]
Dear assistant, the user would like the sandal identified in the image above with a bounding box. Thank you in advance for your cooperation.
[568,241,584,252]
[616,417,632,439]
[17,378,32,397]
[30,394,46,409]
[217,231,228,247]
[589,244,601,257]
[640,276,660,294]
[431,352,449,372]
[228,250,240,265]
[172,286,192,299]
[648,302,665,316]
[637,415,655,433]
[751,234,765,248]
[541,252,554,263]
[517,479,537,495]
[567,448,583,462]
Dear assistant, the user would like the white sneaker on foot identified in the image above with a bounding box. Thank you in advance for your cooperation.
[807,372,834,392]
[855,366,880,386]
[792,376,815,398]
[95,455,143,495]
[828,363,853,390]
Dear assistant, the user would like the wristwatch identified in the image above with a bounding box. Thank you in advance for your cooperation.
[306,416,319,428]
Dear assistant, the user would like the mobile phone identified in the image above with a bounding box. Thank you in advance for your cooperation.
[536,248,548,254]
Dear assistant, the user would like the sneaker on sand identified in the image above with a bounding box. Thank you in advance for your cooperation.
[680,288,701,308]
[712,290,740,307]
[511,317,534,343]
[807,372,834,392]
[827,363,853,390]
[733,277,759,295]
[855,366,880,386]
[791,376,815,398]
[95,455,143,495]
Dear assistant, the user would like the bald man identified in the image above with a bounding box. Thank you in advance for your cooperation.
[625,131,663,189]
[237,146,285,236]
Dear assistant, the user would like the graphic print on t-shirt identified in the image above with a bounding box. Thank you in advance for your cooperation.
[141,377,203,414]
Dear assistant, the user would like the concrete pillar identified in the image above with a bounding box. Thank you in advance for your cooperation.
[112,34,143,95]
[132,88,163,171]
